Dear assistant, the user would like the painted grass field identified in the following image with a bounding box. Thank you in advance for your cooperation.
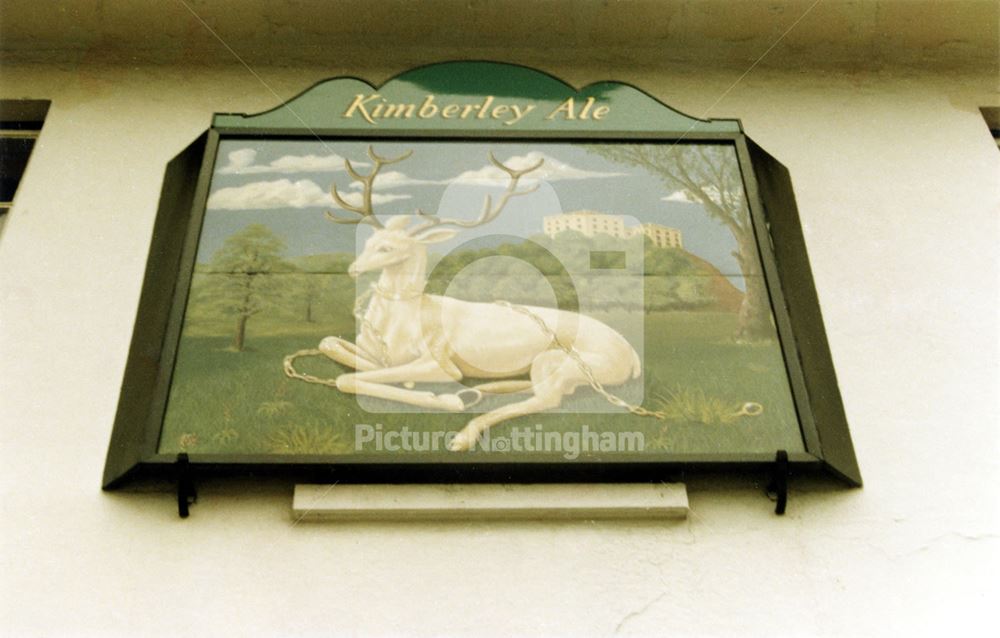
[159,307,805,459]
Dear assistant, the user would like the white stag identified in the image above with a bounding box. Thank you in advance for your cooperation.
[314,147,641,451]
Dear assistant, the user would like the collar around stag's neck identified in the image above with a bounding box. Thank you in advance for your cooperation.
[372,282,425,301]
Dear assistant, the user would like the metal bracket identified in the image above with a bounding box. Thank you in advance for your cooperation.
[766,450,789,515]
[175,453,197,518]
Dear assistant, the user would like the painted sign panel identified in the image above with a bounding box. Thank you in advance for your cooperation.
[159,139,801,460]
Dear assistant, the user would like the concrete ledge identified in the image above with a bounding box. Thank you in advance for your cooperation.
[292,483,689,522]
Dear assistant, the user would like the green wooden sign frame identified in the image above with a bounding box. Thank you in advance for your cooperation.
[103,62,860,496]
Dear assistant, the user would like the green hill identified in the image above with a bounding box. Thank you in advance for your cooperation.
[425,231,744,312]
[193,231,743,313]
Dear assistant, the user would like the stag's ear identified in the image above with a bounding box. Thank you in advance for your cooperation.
[384,215,411,231]
[412,227,459,244]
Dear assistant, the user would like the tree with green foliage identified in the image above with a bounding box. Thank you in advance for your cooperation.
[290,273,331,323]
[588,145,772,339]
[201,224,288,351]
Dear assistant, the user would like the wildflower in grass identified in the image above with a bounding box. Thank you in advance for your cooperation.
[212,428,240,445]
[257,401,295,417]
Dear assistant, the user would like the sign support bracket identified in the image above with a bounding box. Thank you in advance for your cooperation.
[767,450,789,515]
[175,453,197,518]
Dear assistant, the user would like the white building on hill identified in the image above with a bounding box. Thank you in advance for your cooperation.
[635,223,683,248]
[543,211,683,249]
[543,210,629,239]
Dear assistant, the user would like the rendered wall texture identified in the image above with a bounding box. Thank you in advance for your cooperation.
[1,0,997,70]
[0,55,997,636]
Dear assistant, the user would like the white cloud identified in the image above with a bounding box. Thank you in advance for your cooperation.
[207,178,410,210]
[662,190,697,203]
[221,149,258,173]
[217,149,622,193]
[348,170,447,191]
[217,148,368,175]
[449,151,624,185]
[340,191,411,209]
[662,186,724,207]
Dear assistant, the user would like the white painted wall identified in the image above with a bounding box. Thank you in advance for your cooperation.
[0,60,997,637]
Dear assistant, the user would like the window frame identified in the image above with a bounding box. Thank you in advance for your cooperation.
[0,99,50,228]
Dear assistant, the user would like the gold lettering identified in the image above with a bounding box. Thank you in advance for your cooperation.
[546,98,576,120]
[343,94,382,125]
[579,96,595,119]
[592,105,610,120]
[346,93,547,127]
[418,95,438,118]
[505,104,535,126]
[383,103,415,118]
[477,96,495,119]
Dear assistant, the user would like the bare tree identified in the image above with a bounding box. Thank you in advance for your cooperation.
[590,144,772,340]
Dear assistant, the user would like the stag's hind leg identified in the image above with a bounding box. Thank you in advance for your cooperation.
[336,356,468,412]
[449,349,608,451]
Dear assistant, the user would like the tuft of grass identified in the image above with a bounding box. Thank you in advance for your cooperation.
[267,423,352,455]
[655,386,744,425]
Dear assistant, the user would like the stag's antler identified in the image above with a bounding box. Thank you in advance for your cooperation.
[409,152,544,235]
[325,146,413,229]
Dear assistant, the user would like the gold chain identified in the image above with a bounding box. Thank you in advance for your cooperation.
[285,295,761,422]
[282,285,391,387]
[283,348,340,387]
[494,301,669,420]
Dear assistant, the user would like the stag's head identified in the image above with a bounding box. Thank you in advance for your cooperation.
[328,146,543,278]
[347,216,457,276]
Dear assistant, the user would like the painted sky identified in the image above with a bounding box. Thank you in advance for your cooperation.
[198,140,757,278]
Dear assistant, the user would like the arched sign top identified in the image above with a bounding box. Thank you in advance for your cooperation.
[213,61,742,135]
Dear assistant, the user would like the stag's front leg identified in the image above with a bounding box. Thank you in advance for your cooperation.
[336,356,466,412]
[449,350,593,451]
[449,390,565,451]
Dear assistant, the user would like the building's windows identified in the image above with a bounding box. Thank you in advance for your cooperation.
[0,100,49,236]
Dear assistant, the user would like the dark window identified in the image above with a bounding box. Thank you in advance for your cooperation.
[0,100,50,234]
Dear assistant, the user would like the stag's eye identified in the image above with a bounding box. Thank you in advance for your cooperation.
[377,246,392,253]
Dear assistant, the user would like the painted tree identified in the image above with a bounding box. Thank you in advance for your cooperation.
[202,224,287,351]
[291,273,329,323]
[589,145,772,339]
